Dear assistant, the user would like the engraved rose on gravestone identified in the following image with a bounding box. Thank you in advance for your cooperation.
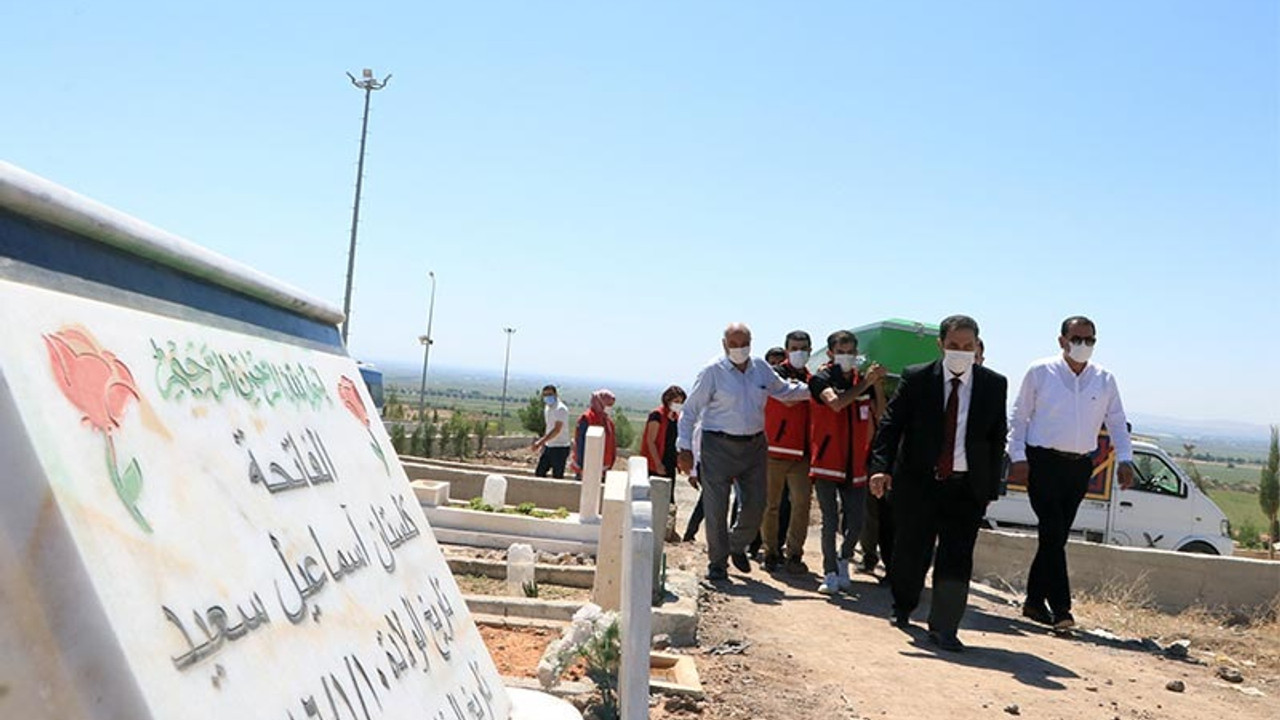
[44,326,155,532]
[339,375,389,474]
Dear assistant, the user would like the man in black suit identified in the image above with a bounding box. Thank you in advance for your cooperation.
[868,314,1007,651]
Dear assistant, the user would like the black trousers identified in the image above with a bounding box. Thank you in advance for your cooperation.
[889,476,984,617]
[860,493,895,571]
[1025,446,1093,614]
[535,446,571,478]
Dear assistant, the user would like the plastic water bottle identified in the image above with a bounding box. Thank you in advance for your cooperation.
[482,474,507,509]
[506,543,536,596]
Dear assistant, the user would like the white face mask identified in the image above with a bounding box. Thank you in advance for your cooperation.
[788,350,810,368]
[943,349,976,376]
[834,354,857,372]
[727,345,751,364]
[1067,343,1094,364]
[669,402,684,414]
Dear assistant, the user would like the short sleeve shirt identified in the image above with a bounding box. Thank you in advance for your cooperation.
[544,402,571,447]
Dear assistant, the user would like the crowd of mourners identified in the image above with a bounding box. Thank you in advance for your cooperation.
[529,314,1132,652]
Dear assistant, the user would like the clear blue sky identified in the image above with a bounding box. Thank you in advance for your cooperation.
[5,2,1278,425]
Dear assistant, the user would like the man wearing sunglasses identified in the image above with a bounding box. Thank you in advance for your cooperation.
[1007,316,1134,631]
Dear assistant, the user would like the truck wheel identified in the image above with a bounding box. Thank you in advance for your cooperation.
[1178,541,1218,555]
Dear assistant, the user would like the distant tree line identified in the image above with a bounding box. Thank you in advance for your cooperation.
[387,411,493,460]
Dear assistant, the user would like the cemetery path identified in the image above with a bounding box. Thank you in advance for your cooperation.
[657,482,1279,720]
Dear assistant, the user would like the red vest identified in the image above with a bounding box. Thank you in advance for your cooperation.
[642,407,674,474]
[572,409,616,473]
[765,366,810,461]
[809,368,875,485]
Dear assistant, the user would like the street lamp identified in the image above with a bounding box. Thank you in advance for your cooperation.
[340,67,392,346]
[499,327,516,431]
[417,271,437,422]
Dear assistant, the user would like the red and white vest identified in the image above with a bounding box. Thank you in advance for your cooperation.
[765,366,810,461]
[808,368,875,485]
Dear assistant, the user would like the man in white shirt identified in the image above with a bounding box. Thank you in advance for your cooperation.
[676,323,811,582]
[532,384,572,478]
[1008,316,1135,631]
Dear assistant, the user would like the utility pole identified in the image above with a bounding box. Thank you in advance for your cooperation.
[417,271,437,422]
[340,68,391,346]
[500,327,516,432]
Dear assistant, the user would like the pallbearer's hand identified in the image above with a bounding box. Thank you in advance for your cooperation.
[677,450,694,474]
[870,473,892,498]
[866,363,887,383]
[1117,461,1135,489]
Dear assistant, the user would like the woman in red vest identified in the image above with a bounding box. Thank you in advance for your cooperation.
[572,389,616,480]
[643,385,687,542]
[642,385,687,479]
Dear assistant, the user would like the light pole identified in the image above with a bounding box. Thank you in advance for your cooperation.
[499,327,516,431]
[340,68,391,346]
[417,271,437,422]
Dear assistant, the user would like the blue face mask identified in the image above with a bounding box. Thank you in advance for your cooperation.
[544,395,557,406]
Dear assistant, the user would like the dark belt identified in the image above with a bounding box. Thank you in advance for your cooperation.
[936,471,970,481]
[1028,445,1091,460]
[704,430,764,442]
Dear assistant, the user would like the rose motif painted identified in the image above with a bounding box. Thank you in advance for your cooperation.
[338,375,369,426]
[339,375,388,474]
[45,327,152,532]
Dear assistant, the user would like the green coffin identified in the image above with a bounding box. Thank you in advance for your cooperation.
[850,318,940,376]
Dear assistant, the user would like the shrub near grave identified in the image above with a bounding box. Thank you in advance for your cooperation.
[464,496,570,520]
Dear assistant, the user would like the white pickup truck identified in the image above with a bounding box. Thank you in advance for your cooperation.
[985,437,1234,556]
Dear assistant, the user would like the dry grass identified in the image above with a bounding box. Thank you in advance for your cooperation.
[1074,574,1280,677]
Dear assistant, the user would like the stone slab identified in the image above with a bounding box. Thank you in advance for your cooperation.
[578,426,606,522]
[973,529,1280,613]
[431,528,597,556]
[507,686,583,720]
[445,557,596,588]
[591,470,630,610]
[0,164,509,720]
[402,462,582,511]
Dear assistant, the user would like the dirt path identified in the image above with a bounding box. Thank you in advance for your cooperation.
[659,482,1278,720]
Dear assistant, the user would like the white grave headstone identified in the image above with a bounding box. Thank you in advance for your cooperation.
[0,163,512,720]
[590,470,629,610]
[482,473,508,509]
[618,460,654,720]
[578,425,605,522]
[505,543,536,597]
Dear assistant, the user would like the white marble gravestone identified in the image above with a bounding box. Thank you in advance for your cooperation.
[0,163,512,720]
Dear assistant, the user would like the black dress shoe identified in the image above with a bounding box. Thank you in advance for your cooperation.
[891,613,910,629]
[1052,611,1076,631]
[730,552,752,573]
[1021,602,1054,626]
[706,566,728,581]
[928,630,966,652]
[762,554,781,572]
[783,556,809,575]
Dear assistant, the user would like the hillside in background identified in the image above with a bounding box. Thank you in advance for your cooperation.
[369,362,1275,457]
[372,361,667,420]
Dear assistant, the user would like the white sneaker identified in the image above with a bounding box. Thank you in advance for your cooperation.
[818,572,840,595]
[836,559,853,592]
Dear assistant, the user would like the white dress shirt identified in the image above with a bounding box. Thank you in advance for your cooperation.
[677,356,810,451]
[943,366,974,472]
[1007,355,1133,463]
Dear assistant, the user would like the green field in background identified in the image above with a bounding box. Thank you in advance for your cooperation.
[1192,461,1266,488]
[1208,488,1270,536]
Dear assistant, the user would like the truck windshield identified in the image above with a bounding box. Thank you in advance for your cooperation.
[1131,452,1185,497]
